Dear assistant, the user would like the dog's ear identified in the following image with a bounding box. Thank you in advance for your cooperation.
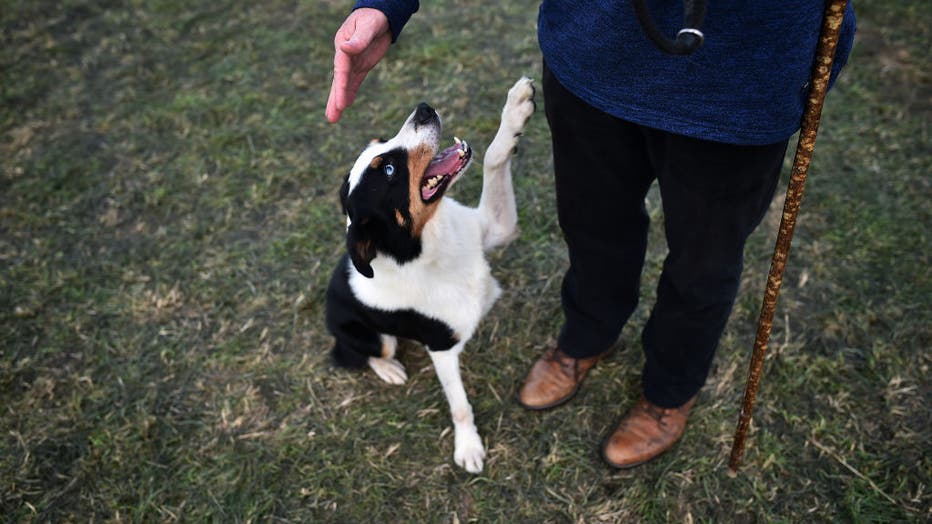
[346,221,376,278]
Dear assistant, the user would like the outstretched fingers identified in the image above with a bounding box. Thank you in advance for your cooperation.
[325,8,392,123]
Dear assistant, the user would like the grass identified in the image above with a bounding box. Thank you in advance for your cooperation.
[1,0,929,521]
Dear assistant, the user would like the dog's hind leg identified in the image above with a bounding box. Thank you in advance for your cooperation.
[428,345,485,473]
[479,77,536,251]
[329,320,380,369]
[367,335,408,385]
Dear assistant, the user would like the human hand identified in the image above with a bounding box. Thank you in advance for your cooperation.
[326,8,392,123]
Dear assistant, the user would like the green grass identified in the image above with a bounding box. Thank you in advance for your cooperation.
[2,0,929,521]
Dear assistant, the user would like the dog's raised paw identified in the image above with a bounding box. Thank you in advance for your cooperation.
[503,77,535,131]
[368,356,408,385]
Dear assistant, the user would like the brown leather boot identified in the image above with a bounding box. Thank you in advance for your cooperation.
[602,395,696,468]
[518,347,605,410]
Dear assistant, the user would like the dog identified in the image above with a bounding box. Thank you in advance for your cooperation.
[325,77,535,473]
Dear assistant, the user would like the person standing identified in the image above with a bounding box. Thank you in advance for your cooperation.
[326,0,855,467]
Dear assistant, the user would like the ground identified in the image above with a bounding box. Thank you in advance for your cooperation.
[1,0,929,522]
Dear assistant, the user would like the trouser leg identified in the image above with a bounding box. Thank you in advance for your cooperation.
[640,130,789,408]
[543,63,655,359]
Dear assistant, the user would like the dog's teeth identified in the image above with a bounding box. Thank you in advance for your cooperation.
[454,136,461,145]
[458,149,466,158]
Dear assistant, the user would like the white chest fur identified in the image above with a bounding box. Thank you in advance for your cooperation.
[348,198,502,340]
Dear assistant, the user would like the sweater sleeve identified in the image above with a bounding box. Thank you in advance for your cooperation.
[352,0,420,43]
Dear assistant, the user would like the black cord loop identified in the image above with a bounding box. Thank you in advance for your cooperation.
[632,0,708,56]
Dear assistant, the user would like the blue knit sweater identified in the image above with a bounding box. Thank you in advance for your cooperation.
[352,0,855,145]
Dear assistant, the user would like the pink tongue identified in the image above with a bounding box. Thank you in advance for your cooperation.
[425,144,462,178]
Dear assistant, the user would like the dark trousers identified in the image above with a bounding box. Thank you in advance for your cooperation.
[543,64,789,408]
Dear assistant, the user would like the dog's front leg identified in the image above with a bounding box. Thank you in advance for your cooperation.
[428,346,485,473]
[478,77,536,251]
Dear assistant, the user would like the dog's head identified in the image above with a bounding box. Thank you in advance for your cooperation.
[340,103,473,278]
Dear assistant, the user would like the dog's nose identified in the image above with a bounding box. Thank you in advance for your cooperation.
[414,103,437,126]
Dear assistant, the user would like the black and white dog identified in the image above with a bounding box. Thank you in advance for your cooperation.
[325,78,535,473]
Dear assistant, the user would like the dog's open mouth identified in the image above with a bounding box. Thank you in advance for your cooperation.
[421,137,472,202]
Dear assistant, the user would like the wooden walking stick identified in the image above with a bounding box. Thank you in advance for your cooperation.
[728,0,849,476]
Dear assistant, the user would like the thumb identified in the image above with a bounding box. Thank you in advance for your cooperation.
[339,34,370,55]
[337,10,389,55]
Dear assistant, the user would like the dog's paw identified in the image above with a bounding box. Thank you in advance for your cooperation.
[503,77,535,132]
[367,356,408,385]
[454,429,485,474]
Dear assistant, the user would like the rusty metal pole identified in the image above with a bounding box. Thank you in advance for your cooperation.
[728,0,849,476]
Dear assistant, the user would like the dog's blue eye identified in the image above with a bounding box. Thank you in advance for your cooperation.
[384,164,395,177]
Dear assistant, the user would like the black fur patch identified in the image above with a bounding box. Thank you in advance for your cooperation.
[326,255,460,368]
[342,147,421,278]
